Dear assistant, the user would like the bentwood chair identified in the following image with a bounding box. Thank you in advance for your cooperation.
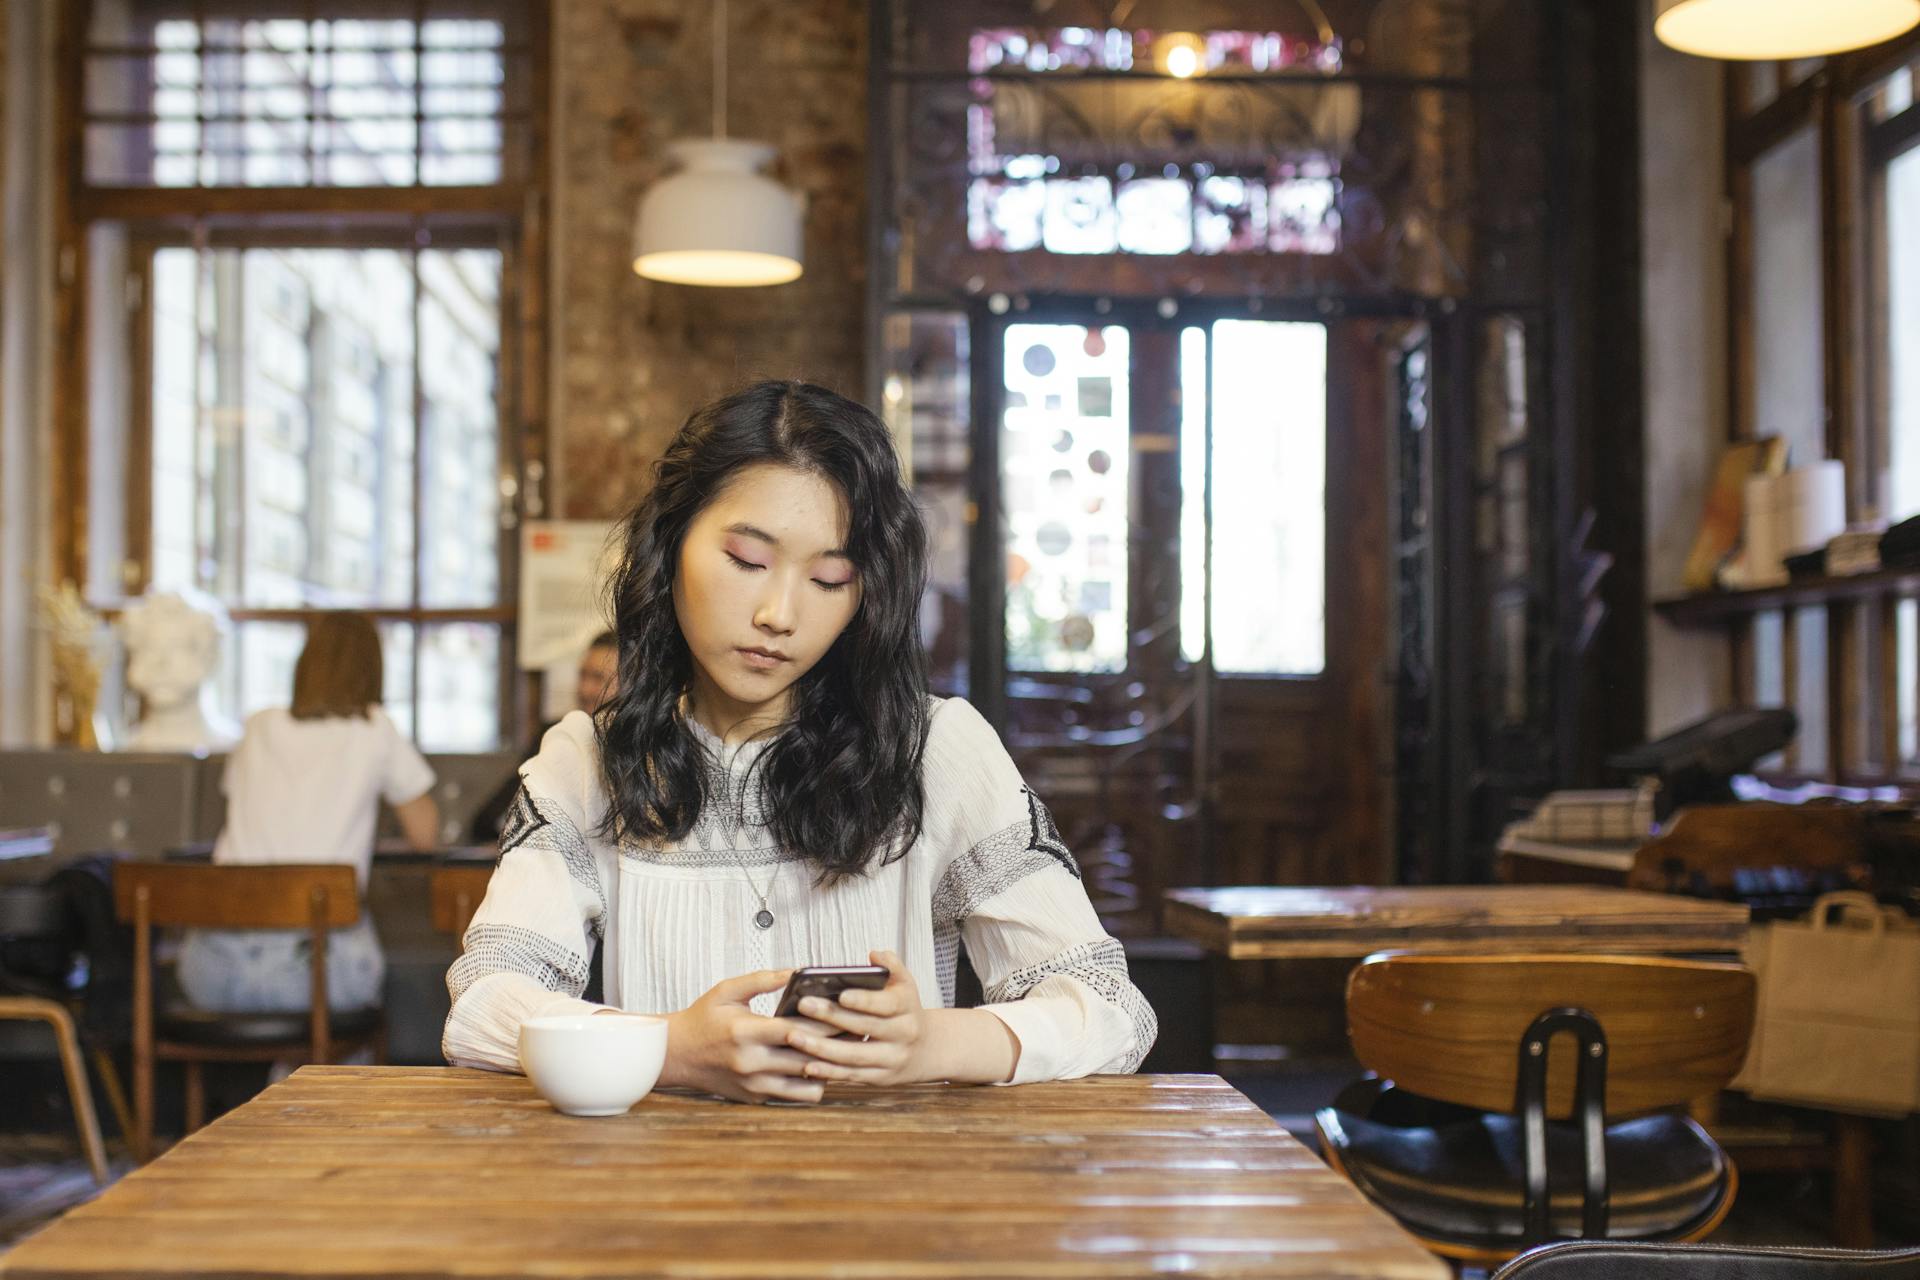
[0,882,116,1183]
[429,864,495,951]
[1314,953,1756,1267]
[113,862,386,1161]
[1494,1242,1920,1279]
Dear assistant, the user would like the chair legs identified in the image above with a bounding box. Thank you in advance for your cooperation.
[183,1062,206,1135]
[0,996,111,1186]
[1834,1113,1874,1249]
[91,1047,136,1153]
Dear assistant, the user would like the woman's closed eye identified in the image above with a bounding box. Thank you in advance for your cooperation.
[729,549,852,593]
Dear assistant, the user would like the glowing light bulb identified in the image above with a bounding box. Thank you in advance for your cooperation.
[1159,33,1205,79]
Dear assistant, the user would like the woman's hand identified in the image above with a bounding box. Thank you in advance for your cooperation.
[782,950,935,1086]
[656,969,832,1104]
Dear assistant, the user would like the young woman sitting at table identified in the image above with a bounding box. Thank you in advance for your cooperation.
[443,381,1156,1101]
[179,613,440,1015]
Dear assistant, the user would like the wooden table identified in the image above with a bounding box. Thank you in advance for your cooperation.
[1,1066,1450,1280]
[1163,885,1750,960]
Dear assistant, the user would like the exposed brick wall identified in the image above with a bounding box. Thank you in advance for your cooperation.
[552,0,868,520]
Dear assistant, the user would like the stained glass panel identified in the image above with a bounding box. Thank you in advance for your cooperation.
[1115,179,1193,255]
[960,25,1344,260]
[1042,177,1119,255]
[1003,323,1130,673]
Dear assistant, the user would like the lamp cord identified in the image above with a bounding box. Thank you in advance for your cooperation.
[713,0,727,139]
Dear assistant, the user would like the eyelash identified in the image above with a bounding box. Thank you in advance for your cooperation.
[726,551,852,593]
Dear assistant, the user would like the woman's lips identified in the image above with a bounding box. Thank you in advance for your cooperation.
[738,647,790,671]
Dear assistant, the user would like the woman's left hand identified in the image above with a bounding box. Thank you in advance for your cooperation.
[783,950,929,1086]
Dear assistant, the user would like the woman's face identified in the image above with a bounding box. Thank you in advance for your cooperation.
[673,462,862,738]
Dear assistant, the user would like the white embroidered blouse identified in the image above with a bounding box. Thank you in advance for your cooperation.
[441,697,1157,1084]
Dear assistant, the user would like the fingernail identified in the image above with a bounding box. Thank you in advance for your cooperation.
[801,997,826,1016]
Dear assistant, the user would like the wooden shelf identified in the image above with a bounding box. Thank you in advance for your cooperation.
[1654,565,1920,627]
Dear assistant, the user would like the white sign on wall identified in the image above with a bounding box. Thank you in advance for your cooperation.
[517,520,619,671]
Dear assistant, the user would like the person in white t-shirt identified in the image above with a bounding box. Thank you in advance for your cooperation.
[179,614,440,1013]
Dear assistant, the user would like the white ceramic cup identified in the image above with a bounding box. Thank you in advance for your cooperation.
[517,1013,669,1117]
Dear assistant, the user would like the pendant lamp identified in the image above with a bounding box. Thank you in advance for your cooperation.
[1654,0,1920,60]
[633,0,803,286]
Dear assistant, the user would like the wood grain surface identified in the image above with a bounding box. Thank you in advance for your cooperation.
[1162,885,1750,959]
[1,1067,1451,1280]
[1345,954,1756,1117]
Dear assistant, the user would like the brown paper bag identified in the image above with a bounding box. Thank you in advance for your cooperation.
[1732,891,1920,1116]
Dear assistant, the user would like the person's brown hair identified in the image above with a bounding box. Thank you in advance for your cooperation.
[290,614,383,720]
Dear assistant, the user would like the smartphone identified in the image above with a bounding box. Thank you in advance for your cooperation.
[773,964,889,1018]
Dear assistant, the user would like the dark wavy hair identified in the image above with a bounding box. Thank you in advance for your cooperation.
[595,381,931,881]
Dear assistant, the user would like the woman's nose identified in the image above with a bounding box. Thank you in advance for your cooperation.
[752,573,798,635]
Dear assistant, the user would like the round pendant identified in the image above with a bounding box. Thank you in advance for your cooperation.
[754,908,775,930]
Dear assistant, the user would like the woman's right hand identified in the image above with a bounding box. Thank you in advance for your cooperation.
[657,969,826,1104]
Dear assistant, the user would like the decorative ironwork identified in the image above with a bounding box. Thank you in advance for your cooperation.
[878,0,1554,306]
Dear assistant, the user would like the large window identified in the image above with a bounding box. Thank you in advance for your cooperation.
[60,1,545,750]
[1716,39,1920,783]
[1874,59,1920,769]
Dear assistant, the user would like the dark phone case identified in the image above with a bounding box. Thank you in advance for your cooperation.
[773,966,889,1018]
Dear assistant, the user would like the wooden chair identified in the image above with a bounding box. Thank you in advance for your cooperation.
[0,884,115,1184]
[113,863,386,1162]
[1314,953,1756,1268]
[429,864,495,951]
[1493,1241,1920,1279]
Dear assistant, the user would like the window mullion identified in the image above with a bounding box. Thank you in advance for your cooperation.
[410,233,426,742]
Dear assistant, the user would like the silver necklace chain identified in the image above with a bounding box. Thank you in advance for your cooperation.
[709,729,775,929]
[735,852,775,930]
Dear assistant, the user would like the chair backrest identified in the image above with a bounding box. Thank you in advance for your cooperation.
[1494,1241,1920,1279]
[113,863,360,929]
[1346,953,1755,1118]
[429,865,494,939]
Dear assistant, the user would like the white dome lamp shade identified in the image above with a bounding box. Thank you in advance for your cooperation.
[1654,0,1920,59]
[631,0,803,287]
[633,140,803,286]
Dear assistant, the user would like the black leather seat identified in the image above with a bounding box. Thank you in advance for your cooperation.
[1494,1242,1920,1279]
[1319,1082,1730,1250]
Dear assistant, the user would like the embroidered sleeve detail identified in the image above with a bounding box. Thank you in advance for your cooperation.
[448,924,590,1004]
[497,781,549,854]
[498,783,607,921]
[1021,787,1081,879]
[987,937,1158,1073]
[932,820,1064,931]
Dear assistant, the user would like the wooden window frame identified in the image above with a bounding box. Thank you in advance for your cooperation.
[50,1,552,748]
[1710,31,1920,785]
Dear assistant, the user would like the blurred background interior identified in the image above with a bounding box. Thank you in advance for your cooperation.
[2,0,1920,1262]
